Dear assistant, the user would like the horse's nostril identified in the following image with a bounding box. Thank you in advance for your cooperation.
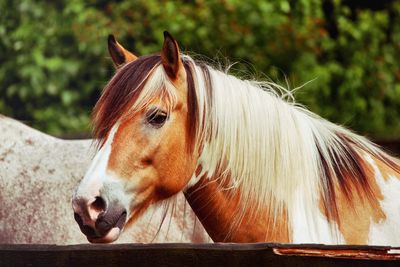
[91,196,106,212]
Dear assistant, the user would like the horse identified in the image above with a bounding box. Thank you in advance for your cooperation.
[72,32,400,245]
[0,115,209,244]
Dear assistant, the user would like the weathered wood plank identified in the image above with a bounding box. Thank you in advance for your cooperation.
[1,243,399,267]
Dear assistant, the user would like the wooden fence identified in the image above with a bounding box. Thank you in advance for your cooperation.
[1,243,400,267]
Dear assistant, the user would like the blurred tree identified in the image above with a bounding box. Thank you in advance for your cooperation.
[0,0,399,138]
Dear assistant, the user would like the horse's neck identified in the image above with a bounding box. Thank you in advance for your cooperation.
[183,176,290,243]
[190,67,400,244]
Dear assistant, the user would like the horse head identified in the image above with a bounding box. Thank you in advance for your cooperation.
[72,32,200,243]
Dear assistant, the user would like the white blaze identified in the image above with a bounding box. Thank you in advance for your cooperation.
[73,124,119,210]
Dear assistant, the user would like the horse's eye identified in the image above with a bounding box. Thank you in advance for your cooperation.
[146,110,168,128]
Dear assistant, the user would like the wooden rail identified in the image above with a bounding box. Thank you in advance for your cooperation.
[1,243,400,267]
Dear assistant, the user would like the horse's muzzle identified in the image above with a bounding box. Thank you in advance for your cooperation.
[72,196,127,243]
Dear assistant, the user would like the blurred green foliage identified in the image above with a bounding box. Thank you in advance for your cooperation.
[1,0,400,138]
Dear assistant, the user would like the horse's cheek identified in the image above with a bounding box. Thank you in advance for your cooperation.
[154,142,194,198]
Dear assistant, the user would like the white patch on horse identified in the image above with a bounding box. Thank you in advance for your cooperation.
[365,154,400,246]
[291,188,344,244]
[73,123,120,214]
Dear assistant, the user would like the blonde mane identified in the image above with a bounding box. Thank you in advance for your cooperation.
[179,55,400,240]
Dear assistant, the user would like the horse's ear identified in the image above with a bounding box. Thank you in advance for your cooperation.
[161,31,182,80]
[108,34,138,68]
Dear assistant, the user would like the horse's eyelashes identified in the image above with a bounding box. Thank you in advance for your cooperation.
[146,109,168,128]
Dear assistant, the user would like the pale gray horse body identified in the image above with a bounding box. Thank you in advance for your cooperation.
[0,115,209,244]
